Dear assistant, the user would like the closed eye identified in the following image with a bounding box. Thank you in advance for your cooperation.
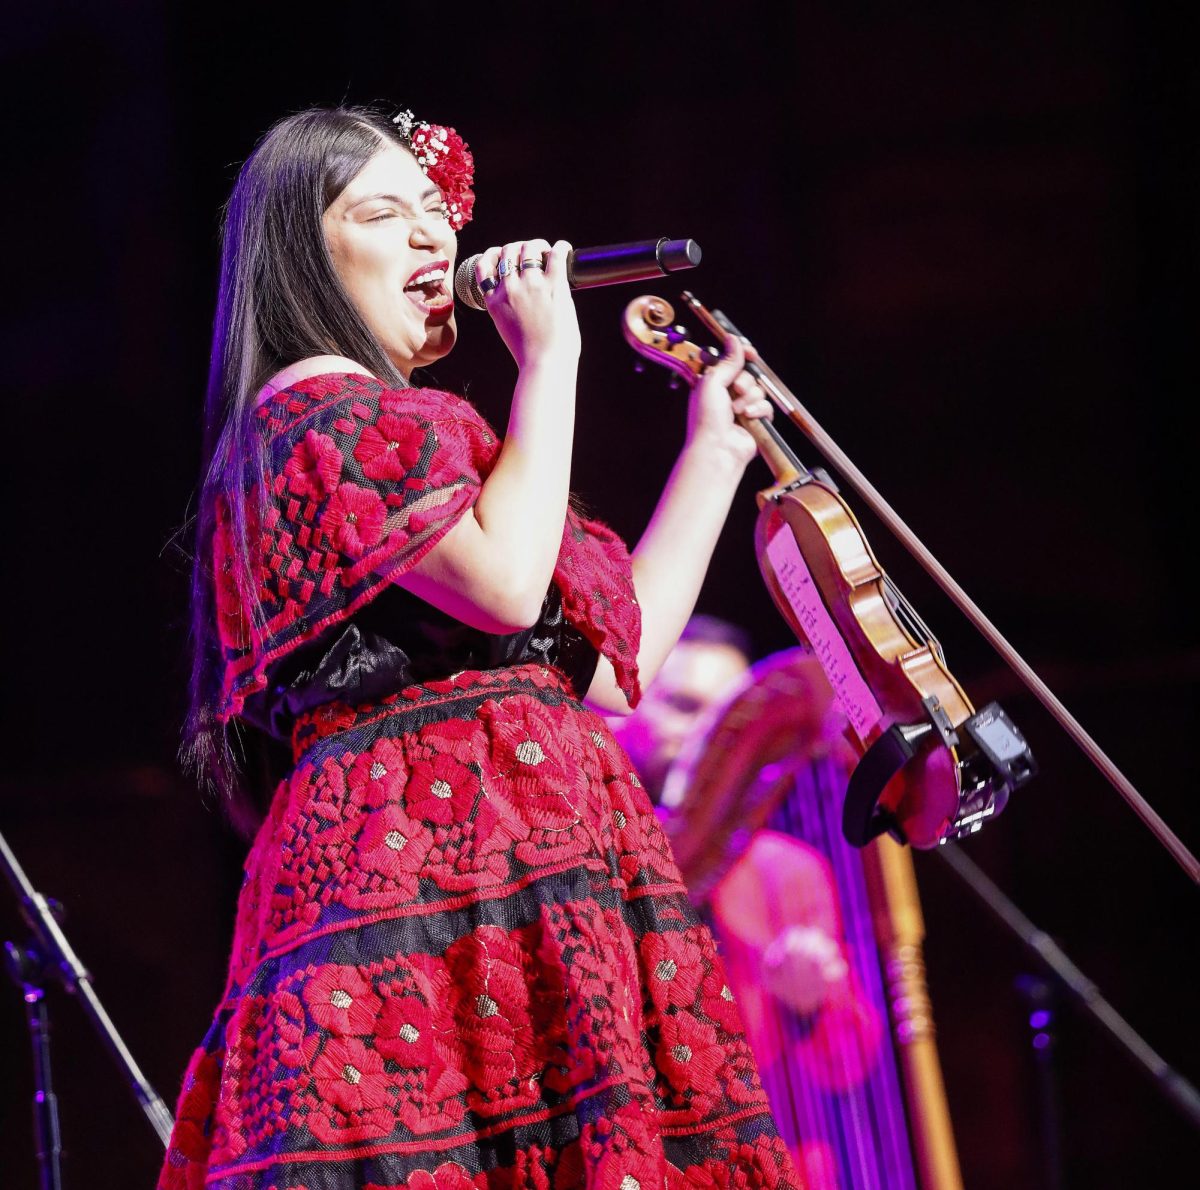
[367,207,445,223]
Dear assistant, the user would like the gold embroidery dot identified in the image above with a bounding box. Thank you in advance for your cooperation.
[384,830,408,851]
[398,1024,420,1043]
[386,440,400,451]
[590,731,605,747]
[621,1178,641,1190]
[345,512,358,525]
[370,761,387,780]
[630,773,642,788]
[342,1063,362,1085]
[671,1044,693,1063]
[329,989,353,1009]
[613,810,627,829]
[431,779,453,800]
[515,740,545,766]
[721,985,735,1002]
[654,959,678,982]
[475,994,500,1018]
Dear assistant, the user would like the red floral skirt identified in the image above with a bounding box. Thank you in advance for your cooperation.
[159,665,801,1189]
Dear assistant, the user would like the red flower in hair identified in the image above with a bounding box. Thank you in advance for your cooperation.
[395,111,477,232]
[412,125,476,231]
[354,412,426,482]
[285,429,343,501]
[320,482,386,555]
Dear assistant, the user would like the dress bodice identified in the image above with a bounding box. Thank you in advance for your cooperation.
[241,582,599,739]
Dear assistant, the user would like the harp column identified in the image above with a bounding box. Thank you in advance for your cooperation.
[863,836,964,1190]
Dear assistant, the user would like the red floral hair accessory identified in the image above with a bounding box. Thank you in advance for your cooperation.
[392,109,476,231]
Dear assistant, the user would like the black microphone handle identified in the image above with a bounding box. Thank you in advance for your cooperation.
[453,237,701,311]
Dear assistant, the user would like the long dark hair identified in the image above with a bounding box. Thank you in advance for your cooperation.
[184,105,414,832]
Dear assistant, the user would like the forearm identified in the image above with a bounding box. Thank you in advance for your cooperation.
[630,436,746,685]
[473,352,578,587]
[402,351,578,632]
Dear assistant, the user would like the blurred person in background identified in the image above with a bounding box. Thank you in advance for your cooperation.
[607,616,885,1188]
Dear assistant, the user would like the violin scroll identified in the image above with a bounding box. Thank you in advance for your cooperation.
[622,296,719,386]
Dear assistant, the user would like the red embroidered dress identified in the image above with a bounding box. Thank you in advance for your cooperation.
[160,374,801,1189]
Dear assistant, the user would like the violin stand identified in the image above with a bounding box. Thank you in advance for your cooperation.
[1,827,174,1189]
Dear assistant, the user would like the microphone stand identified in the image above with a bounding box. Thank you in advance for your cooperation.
[936,843,1200,1131]
[1,827,174,1188]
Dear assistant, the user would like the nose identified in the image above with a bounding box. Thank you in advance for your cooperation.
[410,209,453,250]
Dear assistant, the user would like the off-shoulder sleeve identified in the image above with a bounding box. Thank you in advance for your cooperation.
[271,378,496,584]
[218,375,498,721]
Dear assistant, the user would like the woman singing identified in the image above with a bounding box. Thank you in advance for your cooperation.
[161,104,800,1189]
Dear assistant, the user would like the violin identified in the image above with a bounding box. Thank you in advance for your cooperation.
[623,293,1037,849]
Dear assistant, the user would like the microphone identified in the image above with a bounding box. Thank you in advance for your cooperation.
[454,237,702,310]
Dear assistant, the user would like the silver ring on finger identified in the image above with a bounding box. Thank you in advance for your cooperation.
[497,257,514,279]
[478,276,498,295]
[518,257,546,273]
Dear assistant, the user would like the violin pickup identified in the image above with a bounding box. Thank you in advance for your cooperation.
[955,702,1037,835]
[842,701,1035,848]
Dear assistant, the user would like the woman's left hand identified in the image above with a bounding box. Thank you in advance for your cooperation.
[685,335,772,470]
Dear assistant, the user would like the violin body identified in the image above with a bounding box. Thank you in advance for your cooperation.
[757,484,971,848]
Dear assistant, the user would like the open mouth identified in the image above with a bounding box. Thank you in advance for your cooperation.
[403,259,454,314]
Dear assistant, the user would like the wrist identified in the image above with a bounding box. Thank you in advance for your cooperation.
[681,428,753,480]
[515,341,581,375]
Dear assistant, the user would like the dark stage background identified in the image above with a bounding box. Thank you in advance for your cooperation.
[2,3,1197,1186]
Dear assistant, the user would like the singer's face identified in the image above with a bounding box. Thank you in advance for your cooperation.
[323,144,458,377]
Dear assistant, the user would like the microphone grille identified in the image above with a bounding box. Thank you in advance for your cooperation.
[454,255,486,311]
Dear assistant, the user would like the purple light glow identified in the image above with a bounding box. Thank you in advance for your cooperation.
[1029,1010,1052,1029]
[1032,1032,1052,1050]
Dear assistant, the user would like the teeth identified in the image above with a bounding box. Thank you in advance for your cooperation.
[406,266,446,289]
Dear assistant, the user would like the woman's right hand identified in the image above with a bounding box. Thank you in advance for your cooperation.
[474,238,581,368]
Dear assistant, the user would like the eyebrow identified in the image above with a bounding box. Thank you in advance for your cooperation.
[347,186,443,213]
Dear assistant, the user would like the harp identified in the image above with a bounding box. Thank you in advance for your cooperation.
[659,650,963,1190]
